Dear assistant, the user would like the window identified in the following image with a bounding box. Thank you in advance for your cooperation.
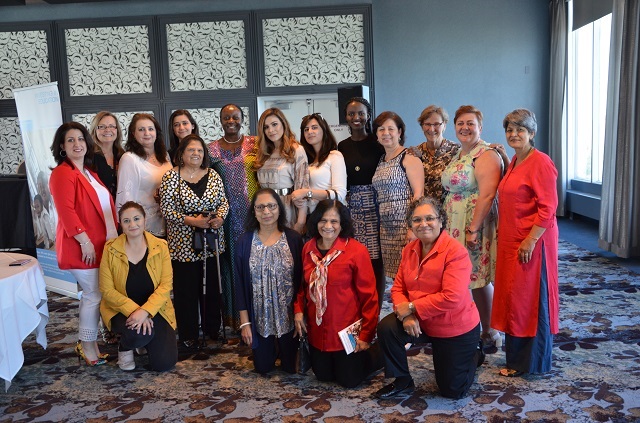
[567,13,612,184]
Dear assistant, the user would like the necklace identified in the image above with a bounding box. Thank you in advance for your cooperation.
[223,134,242,144]
[185,167,199,179]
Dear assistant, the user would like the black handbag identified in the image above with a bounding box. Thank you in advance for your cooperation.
[297,335,311,374]
[193,228,218,251]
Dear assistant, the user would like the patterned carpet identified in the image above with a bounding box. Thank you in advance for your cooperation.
[2,240,640,422]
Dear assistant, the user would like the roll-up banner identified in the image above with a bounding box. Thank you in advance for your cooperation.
[13,82,79,298]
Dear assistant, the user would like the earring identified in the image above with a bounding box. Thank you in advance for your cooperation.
[60,150,66,157]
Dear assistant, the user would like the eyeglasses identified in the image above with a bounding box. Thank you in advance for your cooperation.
[411,216,439,224]
[422,122,443,129]
[97,124,117,130]
[254,203,278,212]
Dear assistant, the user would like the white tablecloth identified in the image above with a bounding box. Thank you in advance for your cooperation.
[0,252,49,391]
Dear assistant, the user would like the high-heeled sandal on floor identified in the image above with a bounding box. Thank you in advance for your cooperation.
[481,329,503,352]
[499,368,524,377]
[75,341,107,367]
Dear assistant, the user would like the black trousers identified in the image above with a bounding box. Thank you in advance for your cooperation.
[310,342,383,388]
[377,313,481,399]
[111,313,177,372]
[172,259,221,342]
[372,257,387,310]
[252,329,298,374]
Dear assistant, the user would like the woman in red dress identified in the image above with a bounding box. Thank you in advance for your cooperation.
[492,109,559,377]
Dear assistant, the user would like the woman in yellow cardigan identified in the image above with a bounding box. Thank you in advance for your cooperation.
[99,201,177,371]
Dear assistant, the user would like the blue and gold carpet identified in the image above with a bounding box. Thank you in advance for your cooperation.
[1,240,639,422]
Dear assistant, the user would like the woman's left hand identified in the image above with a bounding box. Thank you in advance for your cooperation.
[465,231,479,250]
[208,216,224,230]
[291,189,308,208]
[403,315,422,338]
[126,308,152,334]
[354,339,370,353]
[517,236,537,264]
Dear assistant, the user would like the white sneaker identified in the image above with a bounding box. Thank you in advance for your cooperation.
[118,350,135,371]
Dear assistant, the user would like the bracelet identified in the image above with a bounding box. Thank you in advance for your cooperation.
[79,240,91,246]
[527,235,539,241]
[465,227,481,235]
[239,322,251,329]
[325,189,331,200]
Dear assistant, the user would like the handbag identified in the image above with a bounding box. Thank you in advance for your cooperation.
[193,228,218,251]
[297,335,311,374]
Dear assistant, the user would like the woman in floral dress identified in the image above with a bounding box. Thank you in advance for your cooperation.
[208,103,259,329]
[441,105,503,351]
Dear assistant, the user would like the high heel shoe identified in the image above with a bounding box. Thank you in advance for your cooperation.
[75,341,107,366]
[481,329,503,353]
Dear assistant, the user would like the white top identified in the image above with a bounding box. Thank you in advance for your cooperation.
[308,150,347,212]
[87,172,118,241]
[116,152,172,237]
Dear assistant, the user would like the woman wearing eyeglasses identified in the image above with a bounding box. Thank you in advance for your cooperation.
[89,111,125,199]
[413,106,460,205]
[375,197,482,399]
[234,188,304,374]
[291,113,347,214]
[254,108,310,234]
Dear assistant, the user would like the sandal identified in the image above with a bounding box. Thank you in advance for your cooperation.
[499,368,524,377]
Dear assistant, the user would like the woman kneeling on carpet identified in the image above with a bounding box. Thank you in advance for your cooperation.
[375,197,483,399]
[234,188,304,374]
[99,201,178,371]
[294,199,382,388]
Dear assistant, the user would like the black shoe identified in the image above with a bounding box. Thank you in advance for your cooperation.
[374,379,415,399]
[182,339,201,350]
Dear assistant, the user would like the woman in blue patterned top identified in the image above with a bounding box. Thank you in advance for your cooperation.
[234,188,304,374]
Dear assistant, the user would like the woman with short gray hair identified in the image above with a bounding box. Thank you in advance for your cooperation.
[492,108,559,377]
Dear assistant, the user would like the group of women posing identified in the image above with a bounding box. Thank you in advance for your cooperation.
[47,98,558,397]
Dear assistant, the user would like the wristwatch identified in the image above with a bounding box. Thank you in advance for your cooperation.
[408,302,416,314]
[306,190,313,199]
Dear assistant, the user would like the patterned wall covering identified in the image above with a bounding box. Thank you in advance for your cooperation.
[65,26,152,96]
[166,21,248,92]
[0,117,24,174]
[175,107,251,142]
[72,111,154,146]
[0,30,50,100]
[262,14,365,88]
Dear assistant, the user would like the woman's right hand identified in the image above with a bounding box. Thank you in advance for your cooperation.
[187,213,211,229]
[294,312,307,337]
[241,324,252,346]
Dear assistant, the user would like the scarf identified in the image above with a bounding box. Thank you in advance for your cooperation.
[308,242,345,326]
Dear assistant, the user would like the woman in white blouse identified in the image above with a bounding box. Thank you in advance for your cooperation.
[292,113,347,214]
[116,114,173,238]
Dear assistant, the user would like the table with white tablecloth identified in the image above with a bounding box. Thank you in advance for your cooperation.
[0,252,49,391]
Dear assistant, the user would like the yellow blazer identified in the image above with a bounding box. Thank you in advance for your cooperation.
[99,231,177,330]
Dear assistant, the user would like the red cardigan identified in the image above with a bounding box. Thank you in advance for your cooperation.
[49,161,117,270]
[391,232,479,338]
[294,237,379,352]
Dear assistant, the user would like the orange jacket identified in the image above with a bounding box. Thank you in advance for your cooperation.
[391,232,480,338]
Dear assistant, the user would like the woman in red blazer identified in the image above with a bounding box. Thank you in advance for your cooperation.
[49,122,118,366]
[294,199,381,388]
